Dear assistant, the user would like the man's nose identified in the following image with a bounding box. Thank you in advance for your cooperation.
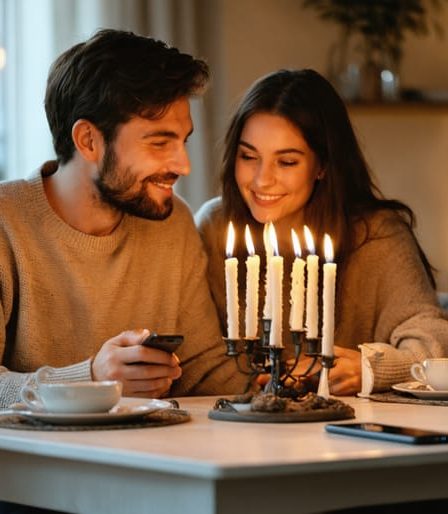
[175,144,191,176]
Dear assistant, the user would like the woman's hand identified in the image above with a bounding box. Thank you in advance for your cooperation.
[328,346,362,395]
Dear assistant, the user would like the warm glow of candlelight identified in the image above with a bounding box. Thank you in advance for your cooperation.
[291,229,302,258]
[268,223,279,256]
[226,222,235,257]
[245,225,255,256]
[324,234,334,263]
[304,225,315,254]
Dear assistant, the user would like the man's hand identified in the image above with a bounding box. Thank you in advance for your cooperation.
[257,345,362,396]
[91,329,182,398]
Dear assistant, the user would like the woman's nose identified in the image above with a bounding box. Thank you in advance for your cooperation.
[253,161,276,188]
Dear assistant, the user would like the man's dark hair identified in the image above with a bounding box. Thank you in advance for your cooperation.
[45,29,209,164]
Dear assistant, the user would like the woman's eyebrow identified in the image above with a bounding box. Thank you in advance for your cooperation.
[239,140,304,155]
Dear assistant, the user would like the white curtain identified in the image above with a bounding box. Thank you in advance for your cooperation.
[4,0,215,211]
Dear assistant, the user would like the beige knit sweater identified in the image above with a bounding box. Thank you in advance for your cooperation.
[195,197,448,392]
[0,172,249,408]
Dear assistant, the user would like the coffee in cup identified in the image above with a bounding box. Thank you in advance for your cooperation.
[410,358,448,391]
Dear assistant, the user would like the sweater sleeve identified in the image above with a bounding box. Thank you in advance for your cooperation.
[171,203,250,396]
[0,234,94,408]
[354,215,448,392]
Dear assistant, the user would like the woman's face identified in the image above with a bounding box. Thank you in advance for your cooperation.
[235,112,322,229]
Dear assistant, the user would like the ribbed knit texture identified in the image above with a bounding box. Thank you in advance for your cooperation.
[195,197,448,392]
[0,173,249,408]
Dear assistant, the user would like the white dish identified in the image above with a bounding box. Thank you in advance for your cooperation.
[392,381,448,400]
[7,399,172,425]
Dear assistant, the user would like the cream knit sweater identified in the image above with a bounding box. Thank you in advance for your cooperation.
[0,172,249,408]
[195,197,448,392]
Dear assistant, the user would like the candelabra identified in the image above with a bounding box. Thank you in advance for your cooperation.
[224,319,334,398]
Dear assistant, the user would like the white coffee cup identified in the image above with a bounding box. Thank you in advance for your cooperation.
[20,367,122,413]
[410,358,448,391]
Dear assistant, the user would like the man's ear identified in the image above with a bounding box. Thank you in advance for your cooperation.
[71,119,104,162]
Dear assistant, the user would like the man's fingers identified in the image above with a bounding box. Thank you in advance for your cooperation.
[123,377,173,396]
[106,329,150,348]
[120,345,180,366]
[123,363,182,381]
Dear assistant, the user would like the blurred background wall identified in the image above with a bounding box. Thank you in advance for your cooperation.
[1,0,447,289]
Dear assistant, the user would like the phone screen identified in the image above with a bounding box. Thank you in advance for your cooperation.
[325,422,448,444]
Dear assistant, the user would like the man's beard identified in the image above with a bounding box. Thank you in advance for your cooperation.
[94,143,175,220]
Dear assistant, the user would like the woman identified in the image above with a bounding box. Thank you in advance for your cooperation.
[195,69,448,395]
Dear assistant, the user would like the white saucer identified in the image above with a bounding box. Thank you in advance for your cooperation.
[8,398,172,425]
[392,382,448,400]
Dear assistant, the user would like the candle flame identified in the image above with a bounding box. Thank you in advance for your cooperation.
[304,225,315,255]
[291,229,302,258]
[268,223,279,256]
[226,222,235,257]
[324,234,334,262]
[245,225,255,256]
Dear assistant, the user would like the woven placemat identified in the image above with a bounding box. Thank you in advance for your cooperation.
[0,408,190,431]
[365,392,448,407]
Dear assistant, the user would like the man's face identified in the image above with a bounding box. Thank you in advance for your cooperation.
[95,97,193,220]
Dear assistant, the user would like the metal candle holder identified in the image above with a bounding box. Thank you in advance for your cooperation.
[224,321,334,398]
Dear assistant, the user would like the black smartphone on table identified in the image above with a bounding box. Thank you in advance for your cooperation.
[325,422,448,445]
[141,333,184,353]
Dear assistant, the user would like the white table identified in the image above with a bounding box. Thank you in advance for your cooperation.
[1,396,448,514]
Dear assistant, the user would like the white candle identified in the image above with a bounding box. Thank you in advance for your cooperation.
[322,234,336,357]
[268,224,283,347]
[244,225,260,338]
[289,229,306,331]
[225,222,239,339]
[304,225,319,339]
[262,222,274,320]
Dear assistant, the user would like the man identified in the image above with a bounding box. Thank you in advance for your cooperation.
[0,29,247,408]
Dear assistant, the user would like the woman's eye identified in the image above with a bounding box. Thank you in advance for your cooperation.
[279,159,298,167]
[239,152,256,161]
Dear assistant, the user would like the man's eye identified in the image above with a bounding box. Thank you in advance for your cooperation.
[151,140,168,148]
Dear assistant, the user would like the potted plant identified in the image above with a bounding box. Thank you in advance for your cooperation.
[303,0,444,102]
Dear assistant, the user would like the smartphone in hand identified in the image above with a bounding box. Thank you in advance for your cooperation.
[141,333,183,353]
[325,422,448,445]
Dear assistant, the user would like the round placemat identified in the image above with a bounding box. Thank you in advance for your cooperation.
[0,408,190,431]
[365,392,448,407]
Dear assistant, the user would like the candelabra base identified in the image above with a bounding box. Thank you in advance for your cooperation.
[209,392,355,423]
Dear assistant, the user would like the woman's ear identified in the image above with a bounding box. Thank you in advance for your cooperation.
[71,119,104,162]
[317,169,325,180]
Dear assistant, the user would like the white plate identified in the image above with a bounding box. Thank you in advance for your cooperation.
[392,381,448,400]
[8,399,172,425]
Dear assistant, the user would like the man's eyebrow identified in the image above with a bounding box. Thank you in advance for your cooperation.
[143,128,194,139]
[239,140,305,155]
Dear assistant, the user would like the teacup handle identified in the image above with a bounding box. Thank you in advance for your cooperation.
[410,362,427,384]
[20,386,45,411]
[35,365,55,385]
